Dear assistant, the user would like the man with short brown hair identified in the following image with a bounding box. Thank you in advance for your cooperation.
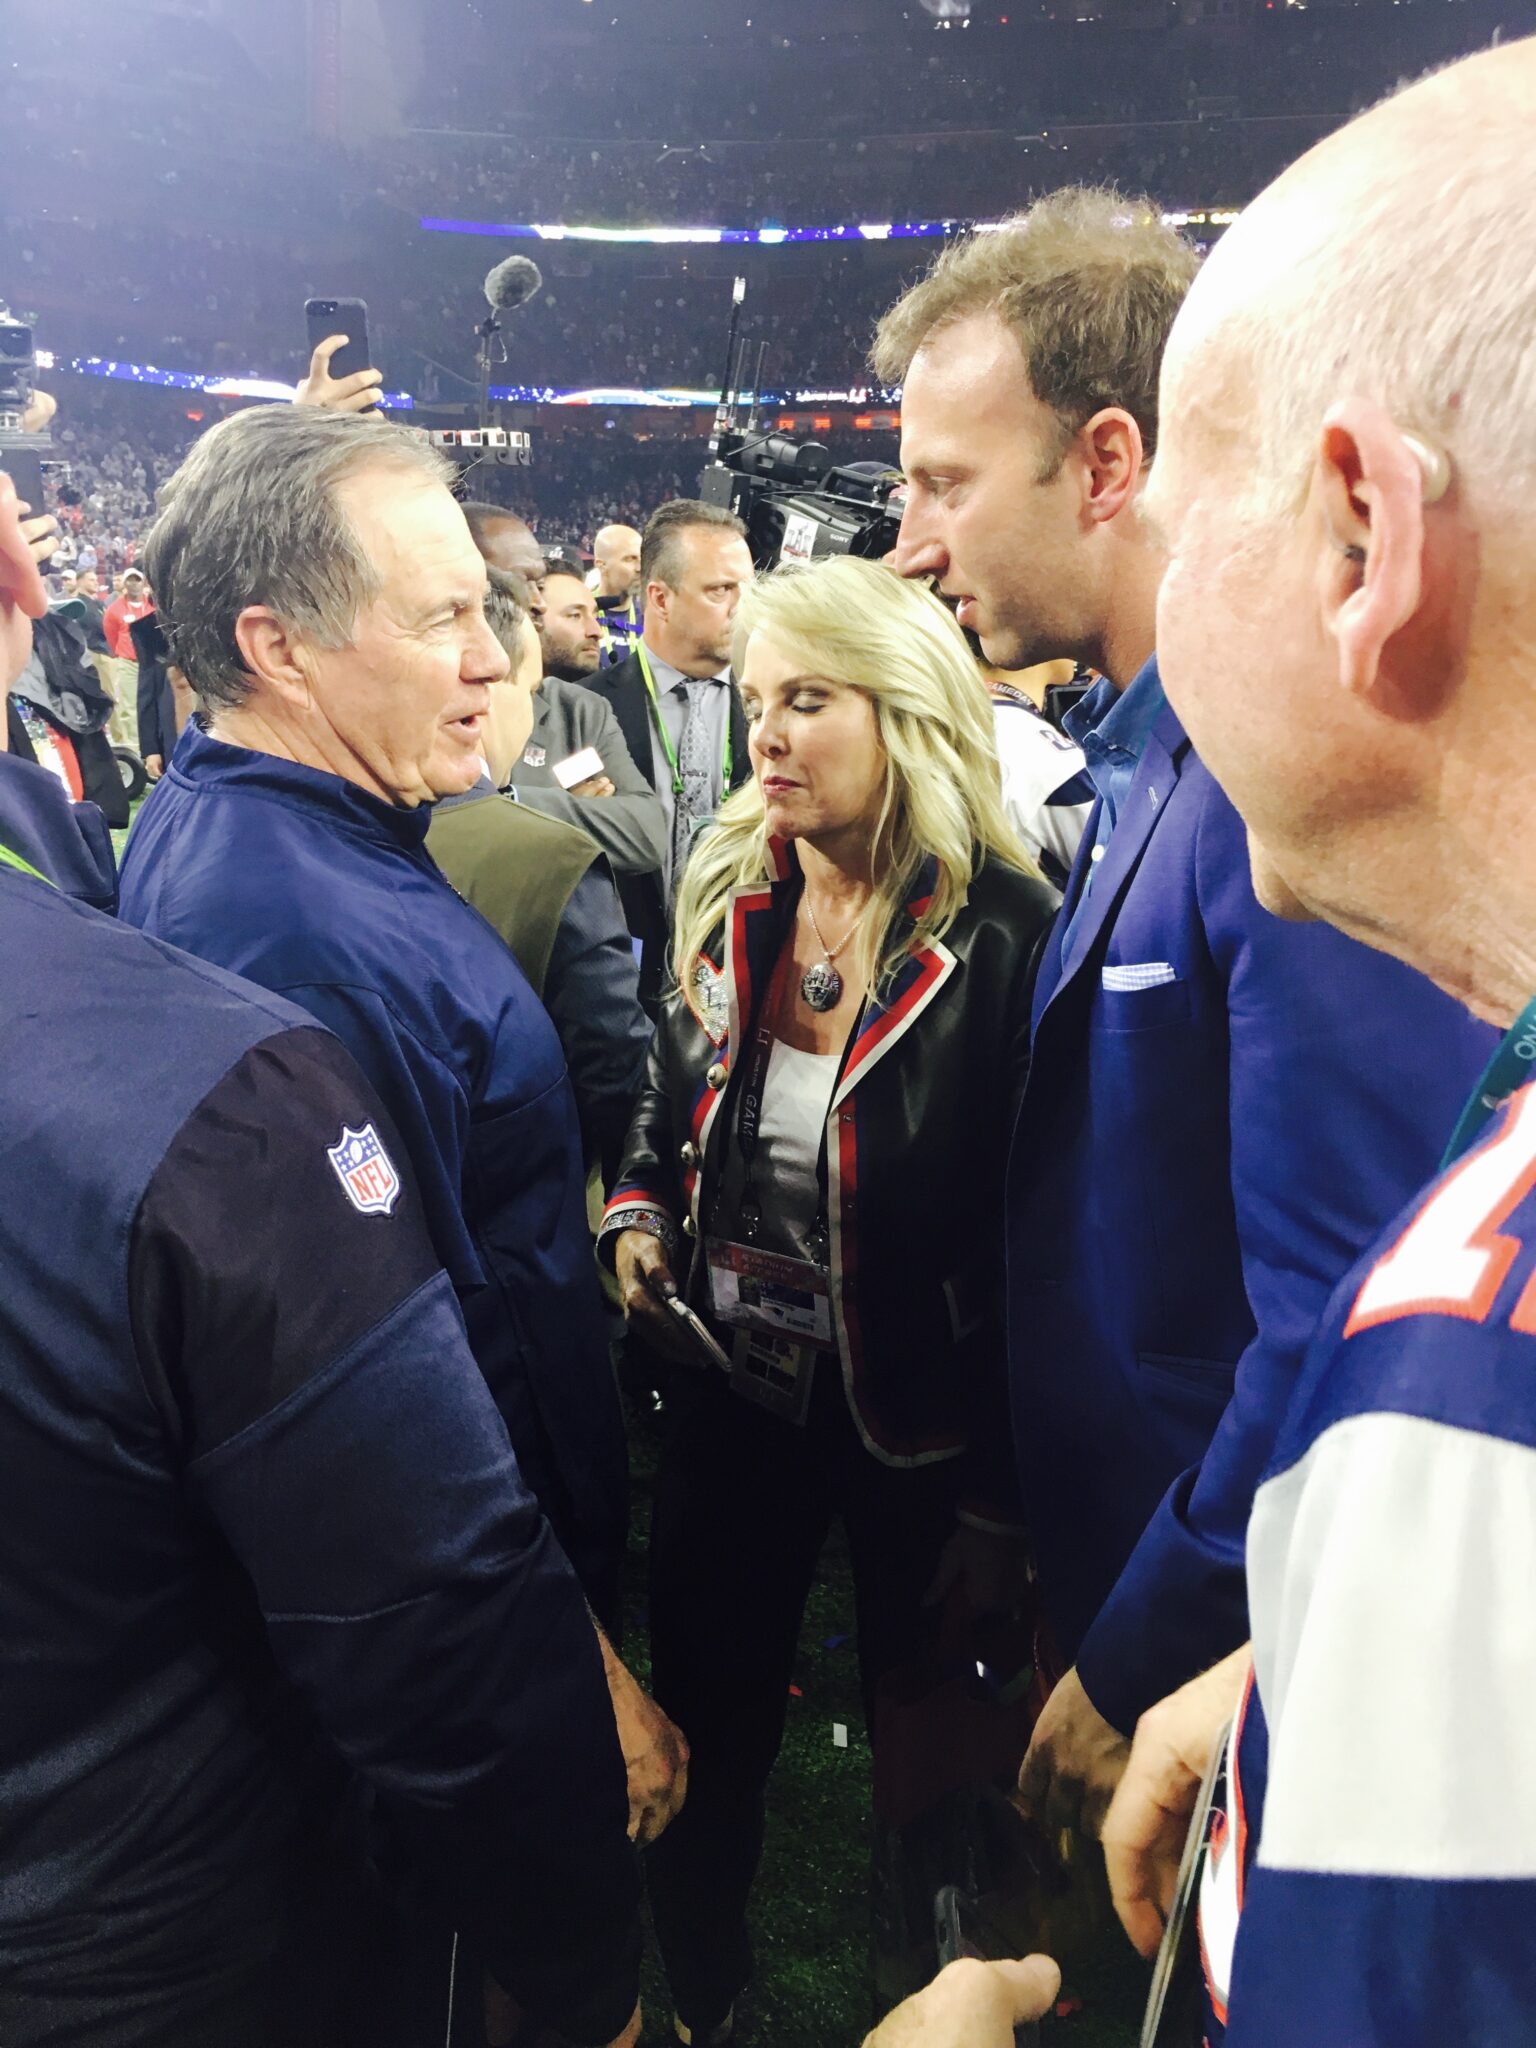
[874,186,1195,683]
[879,187,1493,1847]
[583,499,754,1011]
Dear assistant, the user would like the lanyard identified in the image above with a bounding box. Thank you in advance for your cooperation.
[719,920,859,1264]
[0,841,53,888]
[636,642,733,797]
[1440,990,1536,1169]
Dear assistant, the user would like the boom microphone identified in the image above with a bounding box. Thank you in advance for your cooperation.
[484,256,544,313]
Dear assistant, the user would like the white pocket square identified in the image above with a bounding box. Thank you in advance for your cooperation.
[1102,962,1178,991]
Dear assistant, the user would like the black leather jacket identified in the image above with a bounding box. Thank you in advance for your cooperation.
[603,841,1057,1514]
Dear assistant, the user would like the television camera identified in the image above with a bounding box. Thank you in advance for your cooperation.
[700,427,905,572]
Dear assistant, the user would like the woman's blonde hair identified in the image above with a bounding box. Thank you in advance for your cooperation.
[672,554,1033,1011]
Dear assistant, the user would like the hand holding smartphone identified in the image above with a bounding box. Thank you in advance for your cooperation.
[302,299,382,413]
[656,1287,733,1372]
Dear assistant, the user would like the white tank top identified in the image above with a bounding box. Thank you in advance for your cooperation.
[757,1038,840,1257]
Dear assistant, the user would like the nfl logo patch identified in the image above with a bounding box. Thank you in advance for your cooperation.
[327,1123,402,1216]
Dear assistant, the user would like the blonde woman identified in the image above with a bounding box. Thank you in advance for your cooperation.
[598,555,1057,2045]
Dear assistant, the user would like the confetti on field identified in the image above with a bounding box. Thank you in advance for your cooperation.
[823,1634,847,1649]
[788,1684,803,1697]
[832,1723,848,1748]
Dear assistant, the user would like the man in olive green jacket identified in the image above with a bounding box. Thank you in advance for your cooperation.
[429,573,652,1181]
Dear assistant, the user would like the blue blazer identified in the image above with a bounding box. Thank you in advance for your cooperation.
[1006,665,1495,1734]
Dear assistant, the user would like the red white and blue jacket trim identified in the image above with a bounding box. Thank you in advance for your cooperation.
[604,838,1055,1490]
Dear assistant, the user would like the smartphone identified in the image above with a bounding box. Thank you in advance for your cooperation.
[934,1884,1043,2046]
[1137,1715,1233,2048]
[304,297,376,394]
[659,1291,733,1372]
[0,444,46,518]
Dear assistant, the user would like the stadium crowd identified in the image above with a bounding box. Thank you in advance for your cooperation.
[5,0,1519,406]
[8,6,1536,2048]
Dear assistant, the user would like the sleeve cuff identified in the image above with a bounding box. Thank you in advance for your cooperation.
[597,1193,678,1266]
[957,1505,1031,1539]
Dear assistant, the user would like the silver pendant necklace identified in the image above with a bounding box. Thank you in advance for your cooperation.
[800,894,864,1012]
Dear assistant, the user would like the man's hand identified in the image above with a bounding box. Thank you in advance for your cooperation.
[569,772,616,799]
[20,510,60,573]
[1017,1667,1131,1842]
[21,390,57,436]
[1102,1646,1250,1958]
[862,1956,1060,2048]
[596,1625,689,1844]
[144,754,164,781]
[294,335,385,415]
[1,473,49,688]
[606,1999,643,2048]
[924,1518,1033,1621]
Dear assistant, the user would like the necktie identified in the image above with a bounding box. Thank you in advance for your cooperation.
[671,679,713,893]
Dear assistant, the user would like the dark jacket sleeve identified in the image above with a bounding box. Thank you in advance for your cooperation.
[129,1025,641,2043]
[135,664,168,763]
[1074,785,1494,1734]
[544,859,654,1187]
[599,993,688,1255]
[514,691,668,877]
[274,977,484,1295]
[130,615,171,762]
[956,898,1042,1530]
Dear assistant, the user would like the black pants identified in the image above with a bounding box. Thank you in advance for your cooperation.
[645,1358,960,2030]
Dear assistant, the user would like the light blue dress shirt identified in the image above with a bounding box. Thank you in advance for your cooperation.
[1058,660,1168,965]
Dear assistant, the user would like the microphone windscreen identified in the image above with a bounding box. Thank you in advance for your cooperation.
[484,256,544,312]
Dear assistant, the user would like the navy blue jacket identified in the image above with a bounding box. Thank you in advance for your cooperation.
[0,756,637,2045]
[119,725,627,1617]
[1007,669,1496,1734]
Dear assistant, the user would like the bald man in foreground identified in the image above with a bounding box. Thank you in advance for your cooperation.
[1081,32,1536,2048]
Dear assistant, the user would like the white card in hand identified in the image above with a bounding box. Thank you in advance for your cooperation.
[552,746,605,789]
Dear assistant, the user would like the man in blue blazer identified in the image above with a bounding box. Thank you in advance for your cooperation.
[879,189,1495,1834]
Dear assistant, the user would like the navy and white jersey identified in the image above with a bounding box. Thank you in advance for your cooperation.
[990,690,1094,893]
[1204,1079,1536,2044]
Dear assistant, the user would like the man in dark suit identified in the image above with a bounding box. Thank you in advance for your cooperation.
[581,499,754,1012]
[131,610,180,780]
[881,189,1496,1838]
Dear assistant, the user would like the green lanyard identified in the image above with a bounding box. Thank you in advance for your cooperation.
[636,642,733,797]
[0,841,53,888]
[1440,991,1536,1168]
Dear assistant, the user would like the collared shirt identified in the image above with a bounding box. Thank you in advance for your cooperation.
[642,645,733,898]
[1059,661,1167,964]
